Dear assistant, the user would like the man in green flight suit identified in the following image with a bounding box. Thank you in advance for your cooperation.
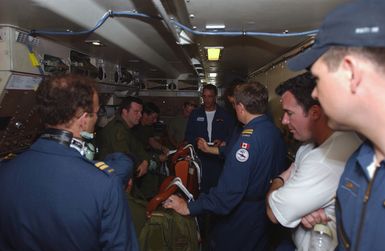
[97,96,150,178]
[134,102,169,161]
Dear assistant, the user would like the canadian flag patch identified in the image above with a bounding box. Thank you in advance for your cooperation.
[241,142,250,150]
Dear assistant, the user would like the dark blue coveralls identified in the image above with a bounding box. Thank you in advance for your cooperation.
[185,105,235,193]
[218,122,243,157]
[0,138,139,251]
[188,115,287,251]
[336,140,385,251]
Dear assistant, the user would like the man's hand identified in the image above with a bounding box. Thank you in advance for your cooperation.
[125,178,133,193]
[301,208,330,229]
[163,195,190,215]
[161,146,170,155]
[158,153,168,162]
[197,137,220,155]
[136,160,148,177]
[197,137,210,153]
[212,139,222,147]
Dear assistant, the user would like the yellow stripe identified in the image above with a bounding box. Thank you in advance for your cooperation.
[95,162,105,168]
[99,164,109,170]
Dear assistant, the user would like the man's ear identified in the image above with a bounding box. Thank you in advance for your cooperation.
[78,112,88,130]
[238,102,246,113]
[121,108,128,117]
[309,105,321,120]
[342,55,362,94]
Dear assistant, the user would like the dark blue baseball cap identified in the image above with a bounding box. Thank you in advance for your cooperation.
[103,152,135,186]
[288,0,385,71]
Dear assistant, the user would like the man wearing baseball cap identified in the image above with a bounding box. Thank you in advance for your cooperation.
[288,1,385,250]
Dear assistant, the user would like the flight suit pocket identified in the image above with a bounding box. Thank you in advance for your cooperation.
[340,177,359,197]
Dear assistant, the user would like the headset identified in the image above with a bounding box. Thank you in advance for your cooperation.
[40,128,96,160]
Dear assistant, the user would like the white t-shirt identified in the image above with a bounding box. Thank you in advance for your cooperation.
[205,110,216,142]
[367,155,377,178]
[269,131,362,251]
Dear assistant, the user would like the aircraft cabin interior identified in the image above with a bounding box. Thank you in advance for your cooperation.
[2,0,381,250]
[0,0,350,157]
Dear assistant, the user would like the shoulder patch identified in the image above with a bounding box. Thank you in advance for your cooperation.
[235,149,249,162]
[241,129,253,136]
[240,142,250,150]
[94,161,115,176]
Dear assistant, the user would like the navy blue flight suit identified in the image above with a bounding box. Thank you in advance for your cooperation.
[185,105,235,193]
[336,141,385,251]
[188,115,287,251]
[0,138,139,251]
[218,122,243,157]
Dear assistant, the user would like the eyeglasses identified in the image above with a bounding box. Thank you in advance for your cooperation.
[96,107,106,117]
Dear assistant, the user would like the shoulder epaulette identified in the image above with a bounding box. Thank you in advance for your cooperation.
[2,153,17,160]
[0,153,17,164]
[94,161,115,176]
[241,128,254,136]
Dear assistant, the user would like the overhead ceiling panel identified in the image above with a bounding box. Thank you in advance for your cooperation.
[0,0,196,79]
[0,0,351,85]
[178,0,350,85]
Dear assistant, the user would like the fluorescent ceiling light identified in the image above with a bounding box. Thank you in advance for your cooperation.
[205,24,226,30]
[205,47,223,61]
[209,73,217,78]
[85,40,105,47]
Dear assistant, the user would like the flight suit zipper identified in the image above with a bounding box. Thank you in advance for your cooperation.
[353,166,380,251]
[336,197,350,249]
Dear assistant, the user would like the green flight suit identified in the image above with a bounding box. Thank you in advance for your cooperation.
[97,116,159,199]
[133,124,155,151]
[97,115,151,163]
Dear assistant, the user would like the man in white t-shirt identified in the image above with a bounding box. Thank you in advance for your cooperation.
[266,72,361,251]
[185,84,234,193]
[184,84,234,247]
